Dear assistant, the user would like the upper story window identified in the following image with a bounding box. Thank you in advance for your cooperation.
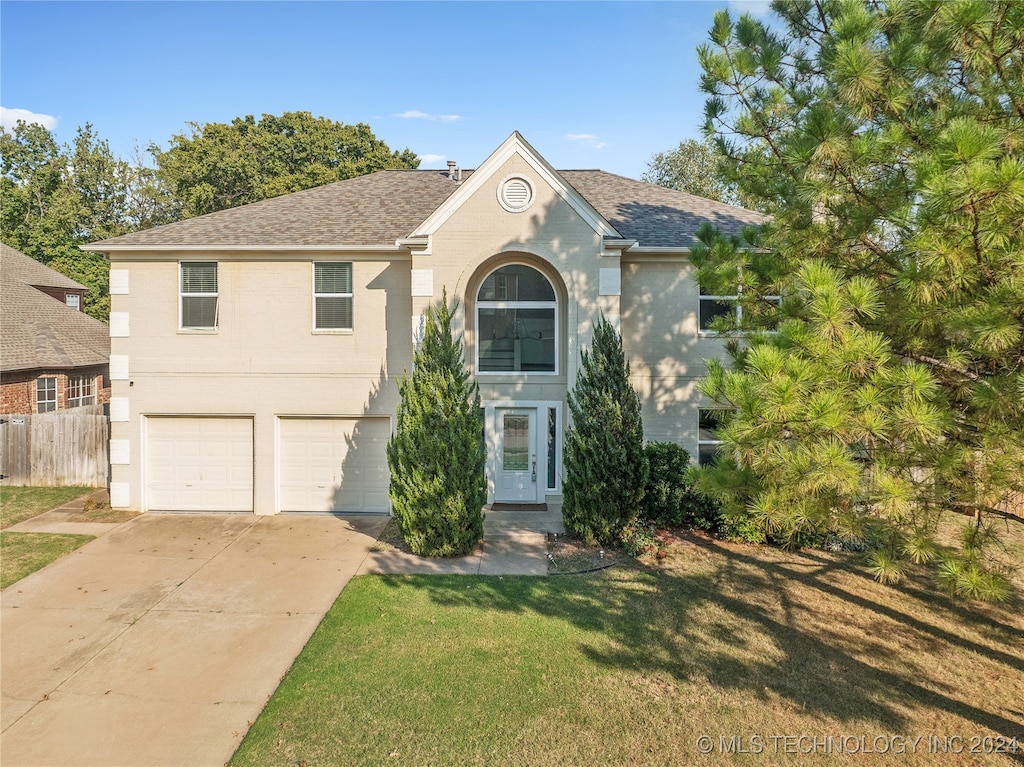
[65,293,81,310]
[36,377,57,413]
[699,285,781,333]
[180,262,218,330]
[477,264,556,374]
[69,375,95,407]
[699,286,738,332]
[313,262,353,330]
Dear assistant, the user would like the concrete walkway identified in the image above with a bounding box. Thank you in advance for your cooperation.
[4,488,124,536]
[1,497,560,766]
[358,505,564,576]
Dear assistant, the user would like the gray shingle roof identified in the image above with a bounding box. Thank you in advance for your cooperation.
[1,243,89,290]
[1,245,110,372]
[89,170,467,248]
[561,170,765,247]
[88,168,766,250]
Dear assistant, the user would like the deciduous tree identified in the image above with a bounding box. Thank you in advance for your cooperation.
[1,122,170,319]
[642,137,757,209]
[152,112,420,218]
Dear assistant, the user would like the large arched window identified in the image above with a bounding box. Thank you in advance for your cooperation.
[477,264,557,373]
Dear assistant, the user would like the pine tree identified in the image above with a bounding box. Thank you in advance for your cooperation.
[563,316,648,546]
[387,291,486,557]
[692,0,1024,600]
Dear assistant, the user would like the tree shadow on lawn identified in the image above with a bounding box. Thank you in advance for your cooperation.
[375,535,1024,758]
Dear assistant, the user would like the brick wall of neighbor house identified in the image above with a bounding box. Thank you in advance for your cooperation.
[31,285,87,310]
[0,366,110,414]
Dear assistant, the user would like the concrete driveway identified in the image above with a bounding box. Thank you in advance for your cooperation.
[1,512,388,767]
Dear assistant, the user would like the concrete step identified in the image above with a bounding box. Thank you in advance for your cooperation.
[484,506,564,538]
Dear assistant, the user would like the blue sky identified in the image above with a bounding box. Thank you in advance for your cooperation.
[1,1,771,179]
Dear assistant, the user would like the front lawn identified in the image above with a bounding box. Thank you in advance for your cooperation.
[0,486,128,589]
[0,485,93,528]
[231,535,1024,767]
[0,531,95,589]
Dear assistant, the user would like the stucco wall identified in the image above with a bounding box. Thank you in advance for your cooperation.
[416,153,618,403]
[621,257,732,457]
[104,152,728,512]
[107,253,411,512]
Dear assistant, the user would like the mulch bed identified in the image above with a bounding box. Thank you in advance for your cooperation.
[546,534,623,575]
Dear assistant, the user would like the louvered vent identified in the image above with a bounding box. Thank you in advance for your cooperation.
[498,175,535,212]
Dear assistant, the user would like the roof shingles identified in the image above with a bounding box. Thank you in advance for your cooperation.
[88,168,766,251]
[1,246,110,372]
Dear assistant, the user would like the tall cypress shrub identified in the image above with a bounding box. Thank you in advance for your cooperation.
[387,292,486,556]
[563,315,648,546]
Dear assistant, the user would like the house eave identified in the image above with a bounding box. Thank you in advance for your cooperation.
[84,243,406,254]
[626,245,693,254]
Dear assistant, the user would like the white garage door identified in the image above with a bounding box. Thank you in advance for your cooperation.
[279,417,391,513]
[146,417,253,511]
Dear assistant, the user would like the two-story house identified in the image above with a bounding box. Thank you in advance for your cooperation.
[1,244,111,415]
[87,132,763,515]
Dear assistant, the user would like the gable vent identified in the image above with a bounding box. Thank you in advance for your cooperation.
[498,175,535,213]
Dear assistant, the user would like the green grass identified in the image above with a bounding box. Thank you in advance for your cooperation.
[231,534,1024,767]
[0,486,104,588]
[0,486,93,528]
[1,531,95,589]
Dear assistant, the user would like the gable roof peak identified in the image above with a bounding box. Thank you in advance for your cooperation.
[411,131,621,239]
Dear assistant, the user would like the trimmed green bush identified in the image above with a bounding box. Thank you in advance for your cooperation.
[640,442,722,531]
[387,292,486,557]
[562,316,648,546]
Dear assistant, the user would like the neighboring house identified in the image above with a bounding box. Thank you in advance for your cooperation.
[0,244,111,414]
[87,132,764,514]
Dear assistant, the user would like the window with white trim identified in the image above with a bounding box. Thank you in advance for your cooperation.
[180,262,218,329]
[313,262,353,330]
[698,409,731,467]
[65,293,81,310]
[36,377,57,413]
[699,285,781,333]
[477,264,556,373]
[69,375,95,407]
[699,286,738,331]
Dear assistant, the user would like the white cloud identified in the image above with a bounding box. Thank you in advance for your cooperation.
[727,0,773,18]
[395,110,462,123]
[565,133,608,150]
[0,107,58,131]
[418,153,447,165]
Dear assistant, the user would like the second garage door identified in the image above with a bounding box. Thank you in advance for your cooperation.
[278,417,391,513]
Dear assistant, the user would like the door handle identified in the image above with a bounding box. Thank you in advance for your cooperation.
[531,458,537,483]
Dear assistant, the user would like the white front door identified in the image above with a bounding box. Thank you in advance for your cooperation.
[495,408,538,503]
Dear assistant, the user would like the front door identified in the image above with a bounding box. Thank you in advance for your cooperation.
[496,408,538,503]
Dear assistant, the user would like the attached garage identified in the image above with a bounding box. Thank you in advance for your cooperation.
[278,417,391,513]
[145,416,254,511]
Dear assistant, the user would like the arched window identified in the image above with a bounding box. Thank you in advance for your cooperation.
[477,264,557,373]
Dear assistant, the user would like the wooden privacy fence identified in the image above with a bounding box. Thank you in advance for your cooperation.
[0,405,109,487]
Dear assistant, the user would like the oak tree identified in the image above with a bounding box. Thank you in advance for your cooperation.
[152,112,420,218]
